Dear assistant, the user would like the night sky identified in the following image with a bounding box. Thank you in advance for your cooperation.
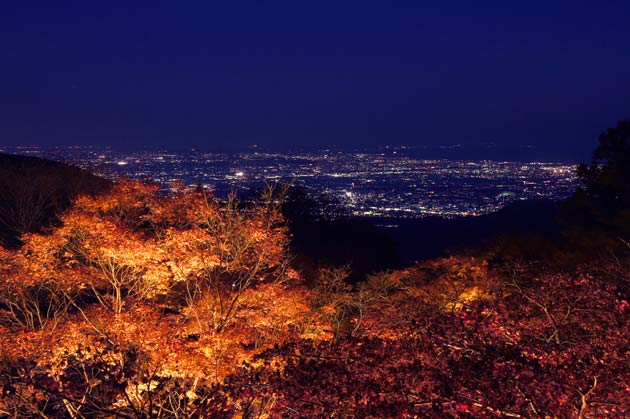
[1,1,629,160]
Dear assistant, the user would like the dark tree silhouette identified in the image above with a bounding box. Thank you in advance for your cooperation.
[557,118,630,267]
[0,153,111,247]
[278,185,399,283]
[576,118,630,213]
[242,184,399,283]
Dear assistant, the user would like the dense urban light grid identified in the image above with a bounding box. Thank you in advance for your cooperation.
[3,145,577,218]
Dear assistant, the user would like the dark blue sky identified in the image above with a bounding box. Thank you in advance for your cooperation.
[1,1,629,160]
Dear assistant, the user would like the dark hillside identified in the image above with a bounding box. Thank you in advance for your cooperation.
[276,184,564,279]
[0,153,111,247]
[370,200,562,264]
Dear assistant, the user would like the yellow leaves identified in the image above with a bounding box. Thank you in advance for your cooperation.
[438,285,491,312]
[401,256,497,313]
[284,267,301,281]
[169,282,329,381]
[319,302,338,317]
[330,257,500,339]
[1,178,299,395]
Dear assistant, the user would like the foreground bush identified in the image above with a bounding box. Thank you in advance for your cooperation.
[1,181,628,418]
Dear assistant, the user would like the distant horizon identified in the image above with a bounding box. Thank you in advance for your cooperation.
[3,2,629,164]
[0,141,589,164]
[0,143,579,219]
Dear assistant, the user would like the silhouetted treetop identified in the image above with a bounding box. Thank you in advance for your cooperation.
[577,118,630,211]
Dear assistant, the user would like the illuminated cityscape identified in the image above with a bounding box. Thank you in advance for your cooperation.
[1,145,578,218]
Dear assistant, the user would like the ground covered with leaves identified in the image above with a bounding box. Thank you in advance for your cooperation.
[1,181,629,418]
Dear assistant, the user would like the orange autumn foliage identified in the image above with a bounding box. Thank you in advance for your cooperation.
[1,179,629,418]
[0,180,326,418]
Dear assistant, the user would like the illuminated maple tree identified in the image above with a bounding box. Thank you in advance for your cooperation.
[1,181,629,418]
